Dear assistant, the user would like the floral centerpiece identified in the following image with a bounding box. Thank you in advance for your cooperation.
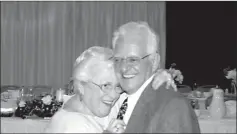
[168,63,184,85]
[224,67,236,94]
[224,67,236,85]
[15,94,62,119]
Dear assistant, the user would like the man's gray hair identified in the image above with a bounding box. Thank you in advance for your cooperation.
[112,21,160,54]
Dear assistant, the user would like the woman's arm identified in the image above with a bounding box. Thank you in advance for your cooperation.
[152,69,177,91]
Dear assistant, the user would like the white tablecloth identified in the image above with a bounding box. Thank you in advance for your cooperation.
[1,95,73,133]
[1,115,236,133]
[1,117,49,133]
[197,110,236,133]
[199,118,236,133]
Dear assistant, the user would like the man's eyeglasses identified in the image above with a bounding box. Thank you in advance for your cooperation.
[111,53,152,66]
[90,81,123,94]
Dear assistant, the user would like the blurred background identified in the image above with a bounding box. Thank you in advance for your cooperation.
[1,1,166,88]
[1,1,236,89]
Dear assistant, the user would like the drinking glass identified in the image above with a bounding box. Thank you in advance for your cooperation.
[18,87,33,102]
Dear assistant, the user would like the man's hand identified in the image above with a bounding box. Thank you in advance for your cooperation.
[106,118,126,133]
[152,69,177,92]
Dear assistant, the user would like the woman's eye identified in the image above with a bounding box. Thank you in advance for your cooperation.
[102,84,109,88]
[102,84,113,90]
[113,58,120,63]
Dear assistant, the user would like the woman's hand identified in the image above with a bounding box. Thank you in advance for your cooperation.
[152,69,177,92]
[106,118,126,133]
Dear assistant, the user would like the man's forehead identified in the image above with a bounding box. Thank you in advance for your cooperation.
[118,26,148,45]
[114,35,148,57]
[120,22,149,33]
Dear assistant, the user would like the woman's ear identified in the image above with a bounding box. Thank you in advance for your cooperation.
[74,81,85,96]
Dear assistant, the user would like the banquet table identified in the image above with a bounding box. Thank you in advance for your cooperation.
[198,110,236,133]
[1,117,49,133]
[1,113,236,133]
[1,89,236,133]
[199,118,236,133]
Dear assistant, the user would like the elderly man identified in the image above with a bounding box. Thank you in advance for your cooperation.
[107,22,200,133]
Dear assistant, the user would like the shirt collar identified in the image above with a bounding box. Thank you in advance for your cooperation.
[127,74,155,98]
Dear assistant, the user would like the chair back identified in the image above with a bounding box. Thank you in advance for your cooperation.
[177,85,192,93]
[28,85,53,97]
[196,85,216,92]
[1,85,21,93]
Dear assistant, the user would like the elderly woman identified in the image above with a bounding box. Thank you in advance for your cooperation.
[45,46,122,133]
[45,46,176,133]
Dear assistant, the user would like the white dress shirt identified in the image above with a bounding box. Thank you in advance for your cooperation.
[107,74,155,126]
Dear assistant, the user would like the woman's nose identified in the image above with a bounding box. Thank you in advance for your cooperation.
[109,89,120,100]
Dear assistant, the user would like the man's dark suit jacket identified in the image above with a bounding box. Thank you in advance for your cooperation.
[124,83,200,133]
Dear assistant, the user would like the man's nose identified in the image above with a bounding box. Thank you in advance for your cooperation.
[119,60,131,72]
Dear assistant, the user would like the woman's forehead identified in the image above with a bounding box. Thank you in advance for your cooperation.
[93,73,116,84]
[90,61,116,82]
[73,59,114,81]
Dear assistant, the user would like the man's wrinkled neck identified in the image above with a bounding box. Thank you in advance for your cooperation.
[127,72,154,95]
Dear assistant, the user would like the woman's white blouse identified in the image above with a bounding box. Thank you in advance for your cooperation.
[44,109,104,133]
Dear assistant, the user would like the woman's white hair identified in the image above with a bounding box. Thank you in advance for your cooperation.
[72,46,113,95]
[112,21,160,54]
[74,46,113,68]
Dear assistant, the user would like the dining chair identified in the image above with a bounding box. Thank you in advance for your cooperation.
[28,85,53,97]
[196,85,216,92]
[177,85,192,93]
[1,85,21,93]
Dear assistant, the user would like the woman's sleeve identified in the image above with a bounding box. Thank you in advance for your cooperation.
[63,121,90,133]
[44,111,66,133]
[44,112,92,133]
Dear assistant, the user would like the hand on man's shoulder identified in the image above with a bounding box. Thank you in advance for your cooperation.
[152,69,178,92]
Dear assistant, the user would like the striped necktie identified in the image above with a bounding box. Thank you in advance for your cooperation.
[117,97,128,120]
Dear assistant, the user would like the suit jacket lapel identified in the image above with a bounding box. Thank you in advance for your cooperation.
[125,83,156,133]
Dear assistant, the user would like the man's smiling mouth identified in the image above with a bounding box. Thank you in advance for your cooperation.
[123,74,136,79]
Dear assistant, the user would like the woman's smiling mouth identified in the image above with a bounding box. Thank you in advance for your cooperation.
[103,100,113,105]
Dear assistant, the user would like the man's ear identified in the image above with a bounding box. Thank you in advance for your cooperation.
[150,53,160,72]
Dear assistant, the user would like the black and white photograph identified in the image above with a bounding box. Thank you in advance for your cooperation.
[1,1,236,133]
